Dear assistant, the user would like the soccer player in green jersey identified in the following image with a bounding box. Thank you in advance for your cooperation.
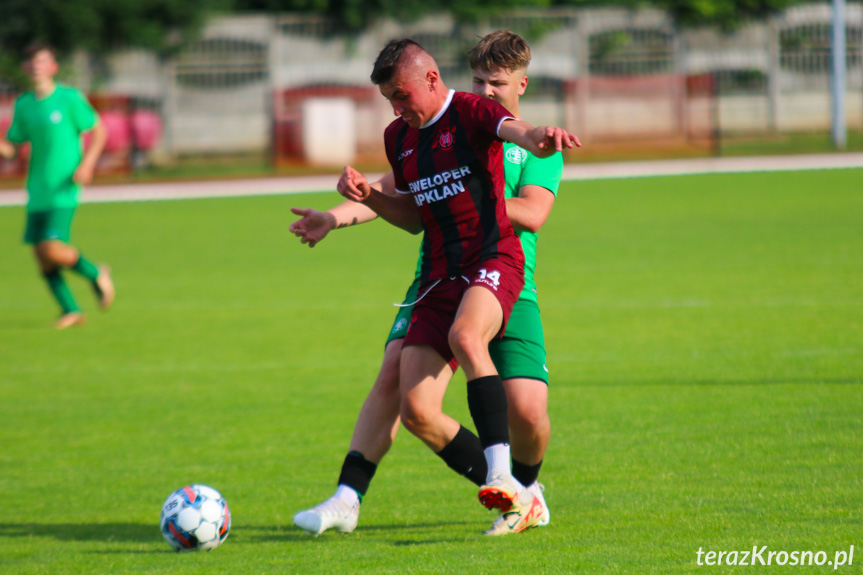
[290,31,569,535]
[0,43,115,329]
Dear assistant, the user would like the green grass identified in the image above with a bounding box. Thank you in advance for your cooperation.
[719,130,863,157]
[1,169,862,574]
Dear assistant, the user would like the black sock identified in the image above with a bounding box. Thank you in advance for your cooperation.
[337,451,377,500]
[512,458,543,487]
[466,375,509,448]
[435,425,488,486]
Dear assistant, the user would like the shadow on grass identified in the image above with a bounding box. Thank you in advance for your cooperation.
[359,521,476,532]
[391,539,450,546]
[243,520,476,544]
[0,521,484,550]
[0,522,158,544]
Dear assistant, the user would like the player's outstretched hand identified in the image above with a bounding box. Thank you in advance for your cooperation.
[337,165,372,203]
[533,126,582,155]
[289,207,335,248]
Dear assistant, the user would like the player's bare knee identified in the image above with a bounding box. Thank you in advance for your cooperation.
[399,407,424,435]
[447,324,482,362]
[399,398,433,436]
[509,405,547,434]
[36,241,65,265]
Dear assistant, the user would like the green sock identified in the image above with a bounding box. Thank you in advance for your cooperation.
[71,254,100,282]
[43,270,81,314]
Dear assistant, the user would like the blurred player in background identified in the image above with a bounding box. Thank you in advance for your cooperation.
[291,32,572,535]
[0,43,115,329]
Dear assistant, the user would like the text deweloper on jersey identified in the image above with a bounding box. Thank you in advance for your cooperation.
[409,166,472,206]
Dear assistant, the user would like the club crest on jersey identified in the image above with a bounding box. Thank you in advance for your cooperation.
[505,146,528,165]
[432,126,456,150]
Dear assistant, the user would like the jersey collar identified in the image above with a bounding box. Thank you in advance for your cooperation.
[419,89,455,130]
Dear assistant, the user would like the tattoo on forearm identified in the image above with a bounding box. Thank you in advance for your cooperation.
[335,217,359,229]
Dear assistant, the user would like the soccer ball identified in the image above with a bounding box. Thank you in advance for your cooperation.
[160,484,231,552]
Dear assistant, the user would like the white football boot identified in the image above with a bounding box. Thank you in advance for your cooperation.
[529,482,551,526]
[293,495,360,536]
[483,489,544,536]
[478,473,522,513]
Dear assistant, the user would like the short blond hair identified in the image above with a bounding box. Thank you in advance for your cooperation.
[468,31,531,74]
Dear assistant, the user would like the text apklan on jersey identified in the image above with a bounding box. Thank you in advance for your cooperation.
[384,90,525,283]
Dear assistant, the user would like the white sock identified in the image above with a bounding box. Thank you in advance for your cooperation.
[484,443,512,479]
[334,484,360,507]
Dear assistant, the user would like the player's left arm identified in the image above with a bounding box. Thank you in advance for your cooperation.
[74,119,106,186]
[506,185,556,233]
[499,119,581,159]
[68,90,106,186]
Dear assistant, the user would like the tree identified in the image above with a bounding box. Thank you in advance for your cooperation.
[551,0,802,30]
[231,0,550,32]
[0,0,226,87]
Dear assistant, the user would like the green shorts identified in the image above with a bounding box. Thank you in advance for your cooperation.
[386,278,421,347]
[490,299,549,385]
[24,207,76,244]
[386,278,549,385]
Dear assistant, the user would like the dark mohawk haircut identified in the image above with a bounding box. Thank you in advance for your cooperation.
[371,38,425,85]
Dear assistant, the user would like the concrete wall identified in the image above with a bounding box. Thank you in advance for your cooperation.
[87,6,863,159]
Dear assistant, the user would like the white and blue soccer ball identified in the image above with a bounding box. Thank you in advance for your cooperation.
[160,484,231,552]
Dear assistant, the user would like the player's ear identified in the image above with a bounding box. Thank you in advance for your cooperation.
[426,70,439,92]
[519,73,529,96]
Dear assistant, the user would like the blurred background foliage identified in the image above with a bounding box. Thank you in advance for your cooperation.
[0,0,804,67]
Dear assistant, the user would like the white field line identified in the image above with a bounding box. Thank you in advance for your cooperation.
[1,153,862,207]
[560,152,863,181]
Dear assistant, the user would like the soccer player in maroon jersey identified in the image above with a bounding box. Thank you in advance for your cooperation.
[335,39,579,517]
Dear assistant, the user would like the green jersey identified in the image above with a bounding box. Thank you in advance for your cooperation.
[408,142,563,302]
[502,142,563,301]
[6,83,98,212]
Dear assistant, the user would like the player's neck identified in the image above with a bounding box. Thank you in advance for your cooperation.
[33,78,56,99]
[420,89,455,129]
[507,101,521,120]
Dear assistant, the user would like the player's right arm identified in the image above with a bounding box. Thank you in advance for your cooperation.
[0,138,15,159]
[338,166,423,235]
[1,100,24,159]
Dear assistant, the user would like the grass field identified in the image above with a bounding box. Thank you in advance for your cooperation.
[1,169,861,574]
